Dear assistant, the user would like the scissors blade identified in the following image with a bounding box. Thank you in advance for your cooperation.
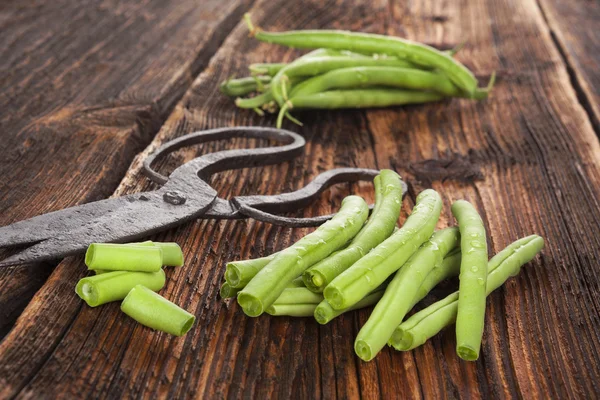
[0,196,137,249]
[0,187,217,268]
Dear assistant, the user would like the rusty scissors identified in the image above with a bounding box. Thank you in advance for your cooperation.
[0,127,406,268]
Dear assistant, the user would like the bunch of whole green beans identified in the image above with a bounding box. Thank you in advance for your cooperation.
[219,14,495,128]
[220,170,544,362]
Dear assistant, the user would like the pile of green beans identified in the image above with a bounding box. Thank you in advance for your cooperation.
[218,14,495,127]
[75,241,195,337]
[220,171,544,362]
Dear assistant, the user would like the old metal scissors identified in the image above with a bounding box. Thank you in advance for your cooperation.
[0,126,406,268]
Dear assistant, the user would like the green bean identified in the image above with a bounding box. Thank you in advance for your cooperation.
[354,227,460,361]
[451,200,488,361]
[303,169,403,292]
[220,282,241,299]
[291,67,462,98]
[225,254,277,288]
[324,189,442,310]
[410,249,462,307]
[314,287,386,324]
[85,243,163,272]
[277,89,443,128]
[153,242,184,267]
[245,14,478,94]
[238,195,369,317]
[269,56,418,106]
[219,75,271,97]
[235,90,274,109]
[121,285,195,336]
[265,286,324,316]
[390,235,544,351]
[249,63,288,76]
[76,269,166,307]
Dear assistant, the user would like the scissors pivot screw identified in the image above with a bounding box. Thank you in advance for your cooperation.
[163,191,186,205]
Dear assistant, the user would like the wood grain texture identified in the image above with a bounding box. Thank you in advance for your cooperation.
[536,0,600,132]
[1,0,600,398]
[0,0,252,336]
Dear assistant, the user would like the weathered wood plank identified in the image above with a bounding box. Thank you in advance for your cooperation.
[0,0,252,336]
[1,0,600,398]
[536,0,600,132]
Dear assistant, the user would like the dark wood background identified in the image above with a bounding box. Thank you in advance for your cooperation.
[1,0,599,398]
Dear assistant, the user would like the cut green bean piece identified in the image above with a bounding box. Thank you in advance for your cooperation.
[121,285,195,336]
[266,304,317,317]
[314,287,386,325]
[238,195,369,317]
[220,282,241,299]
[225,253,278,288]
[391,235,544,351]
[354,227,460,361]
[76,269,166,307]
[86,243,163,272]
[303,170,403,292]
[452,200,488,361]
[152,242,184,267]
[324,189,442,310]
[245,14,478,95]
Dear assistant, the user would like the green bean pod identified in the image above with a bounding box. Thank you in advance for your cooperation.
[121,285,195,336]
[269,56,418,106]
[277,89,442,128]
[85,243,163,272]
[238,195,369,317]
[224,254,277,288]
[354,227,460,361]
[324,189,442,310]
[219,75,271,97]
[452,200,489,361]
[314,287,386,324]
[410,249,462,307]
[291,67,462,98]
[245,14,478,95]
[390,235,544,351]
[76,269,166,307]
[220,282,241,299]
[235,91,274,109]
[303,169,403,292]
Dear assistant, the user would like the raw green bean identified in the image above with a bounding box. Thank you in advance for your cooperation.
[277,89,443,128]
[225,254,277,288]
[265,286,324,316]
[354,227,460,361]
[410,249,462,307]
[291,67,462,98]
[219,75,271,97]
[76,269,166,307]
[85,243,163,272]
[269,56,418,106]
[314,287,386,324]
[324,189,442,310]
[235,91,274,109]
[452,200,488,361]
[245,14,478,94]
[93,240,183,273]
[238,195,369,317]
[249,63,288,76]
[390,235,544,351]
[220,282,241,299]
[303,169,403,292]
[121,285,195,336]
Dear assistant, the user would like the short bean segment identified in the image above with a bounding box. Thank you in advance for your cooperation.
[245,14,478,95]
[390,235,545,351]
[324,189,443,310]
[452,200,489,361]
[354,227,460,361]
[303,169,403,292]
[278,89,443,128]
[238,195,369,317]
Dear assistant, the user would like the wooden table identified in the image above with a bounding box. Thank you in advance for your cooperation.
[1,0,599,398]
